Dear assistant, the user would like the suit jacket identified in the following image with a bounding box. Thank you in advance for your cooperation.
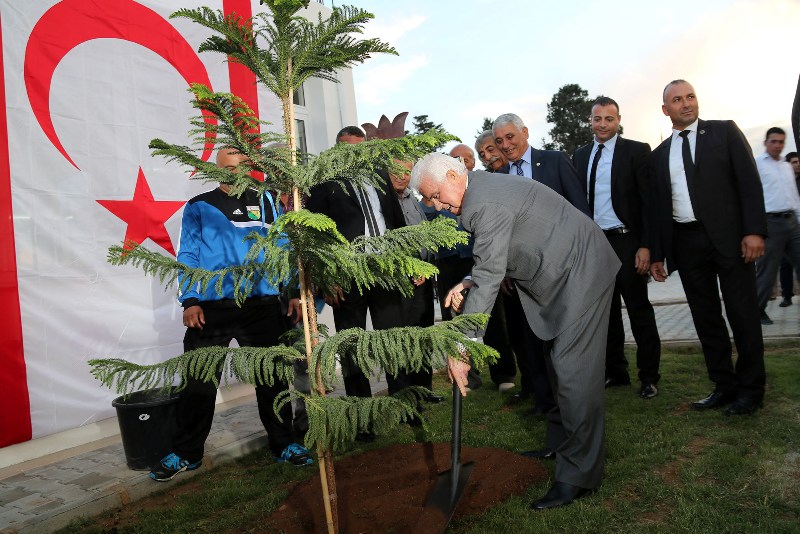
[651,119,767,271]
[461,171,620,340]
[573,136,656,249]
[304,169,406,242]
[500,148,590,215]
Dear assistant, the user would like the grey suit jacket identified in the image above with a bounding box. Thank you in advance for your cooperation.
[460,171,620,340]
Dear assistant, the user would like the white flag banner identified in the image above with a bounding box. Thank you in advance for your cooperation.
[0,0,296,446]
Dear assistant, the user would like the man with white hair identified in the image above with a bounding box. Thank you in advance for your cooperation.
[410,152,620,510]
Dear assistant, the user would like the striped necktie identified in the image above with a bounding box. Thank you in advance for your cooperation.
[513,159,524,176]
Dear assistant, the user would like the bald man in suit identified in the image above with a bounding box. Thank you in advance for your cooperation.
[650,80,767,416]
[411,152,620,510]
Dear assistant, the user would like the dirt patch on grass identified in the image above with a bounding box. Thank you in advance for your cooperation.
[656,437,711,485]
[260,442,549,534]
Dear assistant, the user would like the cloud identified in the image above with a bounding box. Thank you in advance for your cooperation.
[354,55,428,107]
[360,14,426,45]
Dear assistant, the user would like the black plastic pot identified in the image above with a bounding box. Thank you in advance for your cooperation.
[111,388,180,471]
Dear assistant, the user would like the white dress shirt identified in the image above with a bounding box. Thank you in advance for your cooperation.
[756,152,800,220]
[668,119,699,222]
[510,145,533,178]
[587,134,624,230]
[362,183,387,236]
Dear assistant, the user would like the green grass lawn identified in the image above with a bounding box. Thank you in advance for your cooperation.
[60,343,800,534]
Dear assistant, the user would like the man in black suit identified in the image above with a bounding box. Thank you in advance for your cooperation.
[650,80,767,416]
[304,126,407,401]
[573,97,661,399]
[491,113,589,418]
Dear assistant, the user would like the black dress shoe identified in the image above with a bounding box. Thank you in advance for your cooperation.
[724,396,763,416]
[604,376,631,388]
[531,481,595,510]
[521,448,555,460]
[425,394,445,404]
[508,391,531,404]
[779,297,792,307]
[760,311,774,325]
[691,390,736,411]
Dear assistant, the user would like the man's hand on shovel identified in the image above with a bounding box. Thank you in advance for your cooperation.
[447,343,471,397]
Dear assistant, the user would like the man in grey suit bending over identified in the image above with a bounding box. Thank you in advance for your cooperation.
[410,152,620,510]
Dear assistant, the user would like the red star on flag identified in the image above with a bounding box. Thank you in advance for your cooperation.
[97,167,185,256]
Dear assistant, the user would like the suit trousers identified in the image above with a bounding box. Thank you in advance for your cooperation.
[391,279,435,394]
[604,232,661,385]
[779,256,795,300]
[175,299,293,462]
[543,280,613,489]
[755,215,800,310]
[673,222,766,399]
[331,285,404,398]
[505,288,554,410]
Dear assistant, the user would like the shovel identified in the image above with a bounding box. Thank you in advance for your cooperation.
[423,381,474,529]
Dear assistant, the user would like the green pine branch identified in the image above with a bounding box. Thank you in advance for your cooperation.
[88,345,303,396]
[310,314,498,392]
[172,4,396,101]
[278,387,427,450]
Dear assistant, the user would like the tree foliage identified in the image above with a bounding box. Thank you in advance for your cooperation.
[543,83,593,154]
[476,116,494,138]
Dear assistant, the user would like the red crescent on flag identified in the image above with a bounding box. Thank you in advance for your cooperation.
[23,0,217,170]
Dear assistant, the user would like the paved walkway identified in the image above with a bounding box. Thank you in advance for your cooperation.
[1,274,797,533]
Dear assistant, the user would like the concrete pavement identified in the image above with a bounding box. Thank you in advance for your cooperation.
[1,273,797,533]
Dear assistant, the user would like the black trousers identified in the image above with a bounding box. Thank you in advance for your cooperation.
[780,256,794,299]
[393,279,435,394]
[436,255,517,387]
[673,222,766,399]
[331,286,404,397]
[505,288,554,411]
[604,232,661,385]
[174,298,293,462]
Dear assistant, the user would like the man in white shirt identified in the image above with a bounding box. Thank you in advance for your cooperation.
[754,127,800,324]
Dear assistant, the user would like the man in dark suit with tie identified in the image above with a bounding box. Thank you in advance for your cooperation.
[650,80,767,416]
[304,126,407,403]
[410,152,620,510]
[491,113,589,416]
[573,97,661,399]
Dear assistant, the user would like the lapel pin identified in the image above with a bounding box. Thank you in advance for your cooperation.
[699,130,705,135]
[536,162,541,166]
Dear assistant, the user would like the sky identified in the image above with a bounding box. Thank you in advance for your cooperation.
[340,0,800,164]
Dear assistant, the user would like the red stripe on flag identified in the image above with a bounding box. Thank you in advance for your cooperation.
[0,12,32,447]
[222,0,263,181]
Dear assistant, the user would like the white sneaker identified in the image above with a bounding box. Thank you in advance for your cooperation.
[498,382,516,393]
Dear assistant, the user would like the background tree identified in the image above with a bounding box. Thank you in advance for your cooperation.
[542,83,592,154]
[476,116,494,138]
[542,83,624,152]
[88,3,495,533]
[406,114,446,149]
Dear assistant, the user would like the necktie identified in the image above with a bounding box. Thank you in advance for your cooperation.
[513,159,524,176]
[356,187,380,237]
[588,143,604,218]
[679,130,695,194]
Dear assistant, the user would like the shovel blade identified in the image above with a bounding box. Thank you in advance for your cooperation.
[424,461,475,528]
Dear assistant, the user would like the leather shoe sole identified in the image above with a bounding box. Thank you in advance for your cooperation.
[521,448,555,460]
[605,377,631,388]
[531,482,595,510]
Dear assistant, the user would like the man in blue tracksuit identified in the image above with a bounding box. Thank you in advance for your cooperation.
[150,148,311,481]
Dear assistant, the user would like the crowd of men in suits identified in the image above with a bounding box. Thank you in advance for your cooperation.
[410,80,780,510]
[301,78,786,510]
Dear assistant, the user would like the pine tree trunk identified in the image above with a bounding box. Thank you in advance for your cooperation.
[283,65,339,533]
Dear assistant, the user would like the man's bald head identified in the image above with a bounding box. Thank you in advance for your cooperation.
[449,144,476,171]
[216,147,251,170]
